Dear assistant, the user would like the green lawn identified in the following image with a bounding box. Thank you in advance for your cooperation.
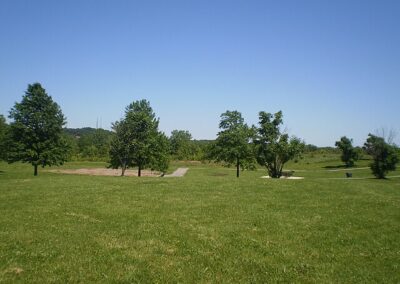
[0,159,399,283]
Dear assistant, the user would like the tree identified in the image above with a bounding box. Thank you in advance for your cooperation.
[211,110,255,178]
[364,134,398,179]
[374,127,397,145]
[335,136,359,167]
[149,132,170,174]
[169,130,195,160]
[109,119,132,176]
[108,100,169,176]
[8,83,69,176]
[255,111,304,178]
[0,115,9,160]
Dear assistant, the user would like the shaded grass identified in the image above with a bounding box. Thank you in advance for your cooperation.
[0,160,399,282]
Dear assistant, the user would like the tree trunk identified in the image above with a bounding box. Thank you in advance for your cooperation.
[236,157,240,178]
[121,166,126,176]
[34,164,38,176]
[138,165,141,177]
[278,163,284,178]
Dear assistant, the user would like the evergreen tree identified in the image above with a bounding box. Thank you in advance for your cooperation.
[8,83,69,176]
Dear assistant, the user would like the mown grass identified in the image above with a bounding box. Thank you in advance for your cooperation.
[0,158,399,283]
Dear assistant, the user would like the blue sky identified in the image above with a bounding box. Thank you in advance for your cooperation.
[1,0,399,146]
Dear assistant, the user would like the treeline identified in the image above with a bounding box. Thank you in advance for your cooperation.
[62,127,213,162]
[61,127,352,162]
[0,82,398,178]
[63,128,112,161]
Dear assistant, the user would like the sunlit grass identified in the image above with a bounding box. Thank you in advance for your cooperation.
[0,158,399,282]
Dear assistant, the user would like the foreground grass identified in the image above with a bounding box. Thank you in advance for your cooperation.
[0,161,399,282]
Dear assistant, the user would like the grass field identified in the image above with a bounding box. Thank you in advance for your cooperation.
[0,156,399,283]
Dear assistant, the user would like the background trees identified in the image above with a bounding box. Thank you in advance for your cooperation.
[108,100,169,176]
[7,83,69,175]
[211,111,255,177]
[255,111,304,178]
[2,83,397,182]
[335,136,359,167]
[169,130,195,160]
[0,115,9,161]
[364,134,398,179]
[63,128,113,161]
[77,129,112,160]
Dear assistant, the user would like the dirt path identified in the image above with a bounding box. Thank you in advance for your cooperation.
[48,168,160,177]
[261,176,304,180]
[164,168,189,177]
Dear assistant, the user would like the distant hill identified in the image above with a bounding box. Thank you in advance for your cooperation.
[63,127,113,138]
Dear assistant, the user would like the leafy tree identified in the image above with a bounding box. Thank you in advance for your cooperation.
[62,132,79,161]
[109,100,169,176]
[335,136,359,167]
[255,111,304,178]
[8,83,69,176]
[170,130,196,160]
[211,110,255,177]
[364,134,398,179]
[0,115,9,160]
[150,132,170,174]
[109,119,132,176]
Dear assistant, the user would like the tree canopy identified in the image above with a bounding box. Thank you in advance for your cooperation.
[255,111,304,178]
[211,110,255,177]
[170,130,197,160]
[7,83,69,175]
[364,134,398,179]
[108,100,169,176]
[0,115,9,160]
[335,136,359,167]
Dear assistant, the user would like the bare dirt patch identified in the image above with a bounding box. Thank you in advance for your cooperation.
[48,168,161,177]
[179,160,202,164]
[163,168,189,177]
[261,176,304,180]
[3,267,24,275]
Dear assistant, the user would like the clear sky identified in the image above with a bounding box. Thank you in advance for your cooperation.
[1,0,399,146]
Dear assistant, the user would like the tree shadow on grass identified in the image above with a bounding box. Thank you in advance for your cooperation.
[323,165,348,169]
[209,172,228,177]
